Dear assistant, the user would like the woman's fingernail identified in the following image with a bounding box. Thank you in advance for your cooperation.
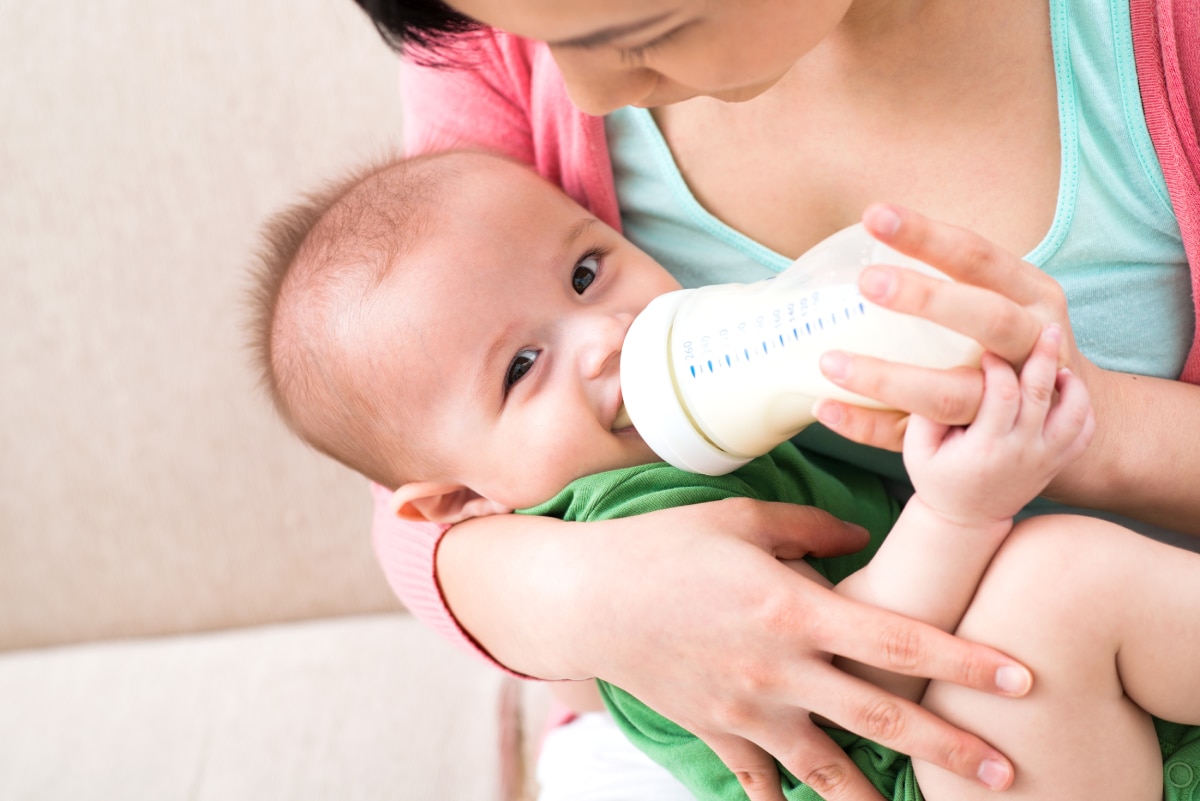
[813,399,843,426]
[1044,323,1062,344]
[847,522,871,543]
[820,351,851,381]
[978,758,1012,790]
[859,267,895,301]
[866,204,902,236]
[995,665,1032,695]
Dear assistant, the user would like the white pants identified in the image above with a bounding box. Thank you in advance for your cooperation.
[536,712,697,801]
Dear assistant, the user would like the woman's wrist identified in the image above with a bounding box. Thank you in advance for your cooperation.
[1040,366,1200,534]
[1042,366,1157,507]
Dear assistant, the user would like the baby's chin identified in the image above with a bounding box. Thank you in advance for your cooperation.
[604,438,664,473]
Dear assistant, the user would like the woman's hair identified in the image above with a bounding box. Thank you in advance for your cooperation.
[350,0,482,54]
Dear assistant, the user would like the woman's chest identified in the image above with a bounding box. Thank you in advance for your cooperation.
[657,96,1057,262]
[652,4,1061,260]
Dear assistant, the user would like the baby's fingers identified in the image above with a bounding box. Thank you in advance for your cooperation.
[1013,324,1064,435]
[901,412,951,467]
[1042,367,1096,463]
[969,353,1021,438]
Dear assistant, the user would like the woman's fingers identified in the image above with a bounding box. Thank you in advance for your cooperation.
[794,664,1015,792]
[753,724,889,801]
[818,353,983,427]
[813,399,912,453]
[794,601,1028,790]
[858,267,1045,367]
[806,594,1032,698]
[813,205,1084,447]
[702,734,789,801]
[862,204,1049,305]
[711,496,874,561]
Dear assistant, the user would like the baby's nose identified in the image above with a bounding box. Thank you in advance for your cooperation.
[577,312,633,378]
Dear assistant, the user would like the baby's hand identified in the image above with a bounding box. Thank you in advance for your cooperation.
[903,324,1095,529]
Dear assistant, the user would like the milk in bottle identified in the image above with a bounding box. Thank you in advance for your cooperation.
[619,223,983,475]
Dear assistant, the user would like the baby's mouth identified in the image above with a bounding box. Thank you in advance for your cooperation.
[612,403,633,431]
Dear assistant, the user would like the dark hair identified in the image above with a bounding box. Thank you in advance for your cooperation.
[350,0,482,54]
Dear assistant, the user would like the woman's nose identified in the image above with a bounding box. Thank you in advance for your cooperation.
[549,46,658,116]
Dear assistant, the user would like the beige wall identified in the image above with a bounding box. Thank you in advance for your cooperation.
[1,0,410,649]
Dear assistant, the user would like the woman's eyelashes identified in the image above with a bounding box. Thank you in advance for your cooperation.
[617,23,691,65]
[504,348,539,395]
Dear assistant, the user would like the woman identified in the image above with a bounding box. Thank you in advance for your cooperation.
[355,1,1200,799]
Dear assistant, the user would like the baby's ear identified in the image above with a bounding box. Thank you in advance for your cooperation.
[390,481,512,524]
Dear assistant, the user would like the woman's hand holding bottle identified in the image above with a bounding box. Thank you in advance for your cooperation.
[814,204,1200,535]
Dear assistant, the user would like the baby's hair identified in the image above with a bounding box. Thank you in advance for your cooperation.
[248,151,462,489]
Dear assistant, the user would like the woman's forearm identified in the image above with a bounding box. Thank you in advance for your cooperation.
[1048,369,1200,535]
[436,512,596,679]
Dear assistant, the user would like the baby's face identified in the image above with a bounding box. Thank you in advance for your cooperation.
[372,155,682,509]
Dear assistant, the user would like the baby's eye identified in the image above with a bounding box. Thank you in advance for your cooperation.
[572,255,599,295]
[505,349,539,392]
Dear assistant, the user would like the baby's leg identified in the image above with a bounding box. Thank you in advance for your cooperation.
[915,514,1200,801]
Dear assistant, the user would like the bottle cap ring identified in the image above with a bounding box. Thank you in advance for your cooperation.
[620,291,752,477]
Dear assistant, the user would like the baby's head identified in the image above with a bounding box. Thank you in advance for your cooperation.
[251,150,680,522]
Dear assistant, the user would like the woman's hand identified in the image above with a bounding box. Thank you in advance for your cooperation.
[813,204,1200,534]
[440,500,1032,801]
[811,205,1121,491]
[814,203,1090,445]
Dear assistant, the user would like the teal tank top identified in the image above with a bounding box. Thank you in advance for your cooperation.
[606,0,1194,539]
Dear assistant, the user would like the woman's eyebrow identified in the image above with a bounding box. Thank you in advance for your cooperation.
[548,12,674,49]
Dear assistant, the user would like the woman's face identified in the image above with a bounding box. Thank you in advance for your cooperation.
[447,0,853,115]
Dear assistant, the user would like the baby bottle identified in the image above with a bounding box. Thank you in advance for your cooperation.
[619,223,983,475]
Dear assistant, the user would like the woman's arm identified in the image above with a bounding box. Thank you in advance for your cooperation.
[815,203,1200,535]
[433,501,1034,799]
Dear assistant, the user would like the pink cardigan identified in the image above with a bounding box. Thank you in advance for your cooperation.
[377,4,1200,671]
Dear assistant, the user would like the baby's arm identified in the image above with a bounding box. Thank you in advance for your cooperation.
[833,324,1094,701]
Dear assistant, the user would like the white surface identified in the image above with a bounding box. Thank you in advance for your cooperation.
[0,615,506,801]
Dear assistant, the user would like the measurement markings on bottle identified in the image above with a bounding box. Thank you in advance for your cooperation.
[682,295,868,379]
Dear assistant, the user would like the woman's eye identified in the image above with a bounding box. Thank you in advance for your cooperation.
[616,23,690,65]
[572,256,599,294]
[505,349,539,392]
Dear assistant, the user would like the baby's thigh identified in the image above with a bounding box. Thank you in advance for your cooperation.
[914,515,1161,801]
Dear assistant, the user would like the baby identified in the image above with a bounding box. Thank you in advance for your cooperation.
[251,149,1200,801]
